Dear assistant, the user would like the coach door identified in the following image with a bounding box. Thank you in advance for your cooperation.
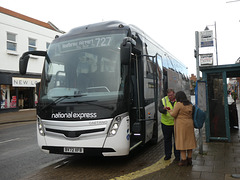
[152,54,164,143]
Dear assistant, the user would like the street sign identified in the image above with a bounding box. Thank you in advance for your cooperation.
[200,53,213,65]
[199,30,214,47]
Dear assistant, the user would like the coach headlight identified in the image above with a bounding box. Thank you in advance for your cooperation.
[37,116,45,136]
[108,116,122,137]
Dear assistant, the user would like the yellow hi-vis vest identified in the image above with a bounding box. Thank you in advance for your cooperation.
[161,96,176,126]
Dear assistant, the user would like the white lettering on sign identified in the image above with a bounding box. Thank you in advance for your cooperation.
[51,112,97,120]
[60,36,112,52]
[12,77,41,87]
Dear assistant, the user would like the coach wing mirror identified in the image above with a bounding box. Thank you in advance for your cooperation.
[19,51,47,75]
[120,37,136,65]
[19,54,30,75]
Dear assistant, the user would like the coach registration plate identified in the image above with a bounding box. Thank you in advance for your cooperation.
[64,147,84,153]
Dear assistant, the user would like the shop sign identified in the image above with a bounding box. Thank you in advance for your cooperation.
[12,77,41,87]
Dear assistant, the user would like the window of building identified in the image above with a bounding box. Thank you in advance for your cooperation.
[28,38,37,51]
[7,32,17,51]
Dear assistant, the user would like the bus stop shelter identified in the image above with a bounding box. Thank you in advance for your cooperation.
[200,63,240,142]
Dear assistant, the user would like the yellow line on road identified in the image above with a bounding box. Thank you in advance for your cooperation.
[110,157,174,180]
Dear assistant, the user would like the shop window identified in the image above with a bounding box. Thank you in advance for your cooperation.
[7,32,17,51]
[1,85,18,109]
[28,38,37,51]
[10,86,17,108]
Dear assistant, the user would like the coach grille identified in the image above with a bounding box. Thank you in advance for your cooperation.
[46,128,105,138]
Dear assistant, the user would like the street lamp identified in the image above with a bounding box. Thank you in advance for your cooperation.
[205,21,218,65]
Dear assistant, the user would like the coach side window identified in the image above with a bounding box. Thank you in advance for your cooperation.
[146,59,154,79]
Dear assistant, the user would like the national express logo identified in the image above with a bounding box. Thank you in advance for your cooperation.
[51,112,97,120]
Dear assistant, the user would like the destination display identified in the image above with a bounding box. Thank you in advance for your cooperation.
[59,35,112,53]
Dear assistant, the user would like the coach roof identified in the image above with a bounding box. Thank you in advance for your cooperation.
[63,21,130,37]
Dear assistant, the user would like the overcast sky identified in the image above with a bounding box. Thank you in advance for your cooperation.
[1,0,240,75]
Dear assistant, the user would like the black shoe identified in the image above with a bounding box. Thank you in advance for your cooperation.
[164,156,171,160]
[174,157,180,161]
[178,159,188,166]
[187,157,192,165]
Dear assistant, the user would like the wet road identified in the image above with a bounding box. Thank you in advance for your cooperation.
[0,121,166,180]
[24,141,165,180]
[0,122,68,180]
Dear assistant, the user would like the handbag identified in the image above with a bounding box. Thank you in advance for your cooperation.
[192,105,206,129]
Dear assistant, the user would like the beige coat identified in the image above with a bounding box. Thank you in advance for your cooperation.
[169,102,197,150]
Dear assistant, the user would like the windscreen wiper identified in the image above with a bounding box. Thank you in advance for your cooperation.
[61,99,114,110]
[40,94,86,111]
[64,100,114,110]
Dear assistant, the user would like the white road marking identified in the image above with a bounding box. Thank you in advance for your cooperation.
[0,138,20,144]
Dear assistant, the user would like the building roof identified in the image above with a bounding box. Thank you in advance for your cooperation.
[0,6,63,33]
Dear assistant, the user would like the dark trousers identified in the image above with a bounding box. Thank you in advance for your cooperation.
[161,123,180,159]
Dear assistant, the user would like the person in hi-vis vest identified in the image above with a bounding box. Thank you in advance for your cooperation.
[159,89,180,161]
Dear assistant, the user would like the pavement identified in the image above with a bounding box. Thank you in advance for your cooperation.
[0,102,240,180]
[0,108,36,125]
[137,100,240,180]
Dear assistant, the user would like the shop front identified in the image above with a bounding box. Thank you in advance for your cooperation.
[0,72,40,112]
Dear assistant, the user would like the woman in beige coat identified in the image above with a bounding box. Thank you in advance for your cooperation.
[167,91,196,166]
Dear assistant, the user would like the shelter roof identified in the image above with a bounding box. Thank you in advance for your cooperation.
[200,63,240,77]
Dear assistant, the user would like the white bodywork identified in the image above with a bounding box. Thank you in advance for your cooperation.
[37,115,130,156]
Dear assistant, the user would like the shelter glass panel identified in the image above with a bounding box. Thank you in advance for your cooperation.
[207,73,226,138]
